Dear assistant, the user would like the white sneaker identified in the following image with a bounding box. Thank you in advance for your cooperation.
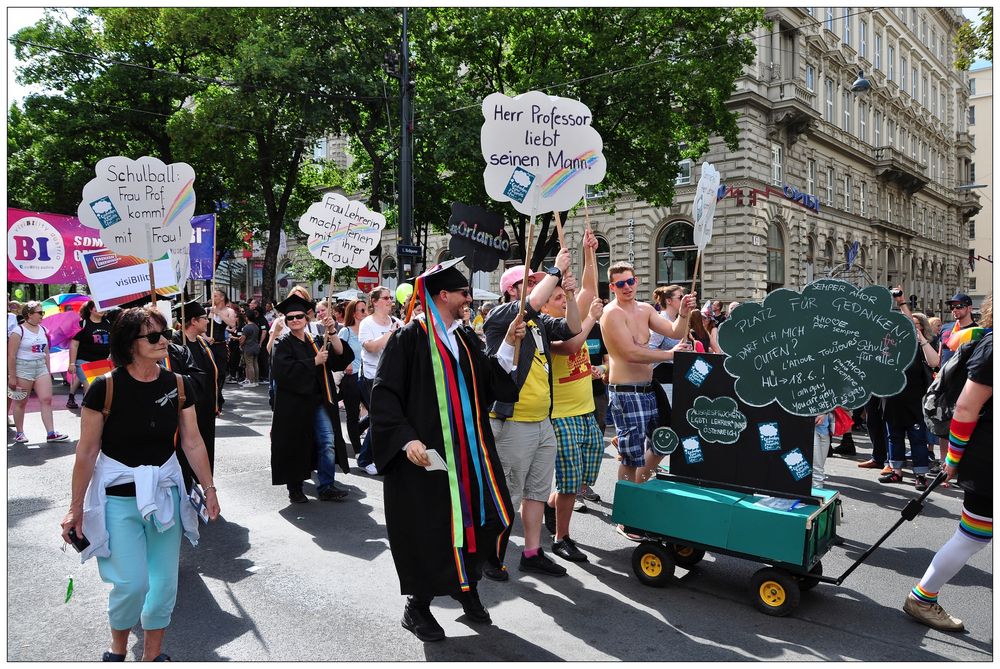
[364,463,378,476]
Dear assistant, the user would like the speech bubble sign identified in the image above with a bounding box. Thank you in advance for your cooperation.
[299,192,385,269]
[77,156,195,261]
[685,396,748,445]
[719,280,917,416]
[447,202,512,273]
[481,91,607,216]
[692,162,720,251]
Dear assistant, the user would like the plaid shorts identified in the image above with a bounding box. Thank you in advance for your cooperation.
[552,414,604,494]
[608,389,658,467]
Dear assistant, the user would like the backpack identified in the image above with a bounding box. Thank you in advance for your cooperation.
[922,338,982,437]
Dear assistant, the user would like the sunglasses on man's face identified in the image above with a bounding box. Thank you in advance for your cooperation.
[449,289,471,298]
[612,277,637,289]
[134,329,173,344]
[285,313,308,321]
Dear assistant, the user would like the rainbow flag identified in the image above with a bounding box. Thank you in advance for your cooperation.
[945,325,988,352]
[81,359,114,384]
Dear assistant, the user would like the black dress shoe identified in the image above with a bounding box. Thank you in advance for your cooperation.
[483,563,509,582]
[288,490,308,504]
[318,487,348,502]
[402,598,445,642]
[452,588,491,624]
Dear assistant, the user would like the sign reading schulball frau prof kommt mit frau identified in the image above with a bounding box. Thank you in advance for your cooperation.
[298,192,385,269]
[481,91,607,215]
[77,157,195,263]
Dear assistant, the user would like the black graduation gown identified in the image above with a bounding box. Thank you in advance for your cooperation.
[372,320,518,597]
[171,334,220,489]
[270,331,354,485]
[163,341,210,491]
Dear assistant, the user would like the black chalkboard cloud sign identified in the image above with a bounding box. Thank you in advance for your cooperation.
[718,279,918,416]
[447,202,512,273]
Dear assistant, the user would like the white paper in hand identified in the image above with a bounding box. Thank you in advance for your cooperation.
[424,450,449,472]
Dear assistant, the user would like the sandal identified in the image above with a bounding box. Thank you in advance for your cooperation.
[101,651,126,662]
[615,524,644,542]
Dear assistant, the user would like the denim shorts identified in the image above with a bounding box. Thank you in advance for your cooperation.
[15,358,49,382]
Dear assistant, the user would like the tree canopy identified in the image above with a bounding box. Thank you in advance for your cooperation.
[9,7,764,300]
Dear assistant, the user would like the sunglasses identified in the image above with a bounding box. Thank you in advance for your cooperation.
[28,311,43,316]
[285,313,308,321]
[134,329,173,344]
[612,277,637,288]
[377,295,393,302]
[449,289,471,298]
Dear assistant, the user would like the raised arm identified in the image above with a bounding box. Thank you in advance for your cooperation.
[649,292,698,340]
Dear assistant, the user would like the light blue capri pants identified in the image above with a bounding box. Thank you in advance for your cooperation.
[97,488,183,631]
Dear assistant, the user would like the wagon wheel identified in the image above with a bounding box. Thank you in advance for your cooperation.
[750,567,801,616]
[668,543,707,568]
[798,561,823,592]
[631,542,675,587]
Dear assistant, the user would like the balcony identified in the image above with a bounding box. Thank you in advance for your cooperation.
[955,131,975,160]
[870,218,916,239]
[956,189,982,221]
[767,81,821,144]
[873,147,929,193]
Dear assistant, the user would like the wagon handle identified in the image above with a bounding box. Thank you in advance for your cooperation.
[830,470,949,586]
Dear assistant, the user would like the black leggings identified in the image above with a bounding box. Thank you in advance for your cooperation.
[340,372,367,455]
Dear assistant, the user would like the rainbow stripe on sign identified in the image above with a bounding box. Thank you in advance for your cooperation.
[307,226,383,252]
[539,149,599,198]
[163,179,195,228]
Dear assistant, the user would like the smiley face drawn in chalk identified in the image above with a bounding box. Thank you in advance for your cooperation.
[651,427,679,455]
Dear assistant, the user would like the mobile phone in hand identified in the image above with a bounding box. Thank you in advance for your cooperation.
[68,527,90,553]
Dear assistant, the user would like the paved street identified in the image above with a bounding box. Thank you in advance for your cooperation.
[7,383,993,662]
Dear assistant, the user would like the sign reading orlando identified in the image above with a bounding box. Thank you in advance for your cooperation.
[446,202,511,272]
[718,279,917,416]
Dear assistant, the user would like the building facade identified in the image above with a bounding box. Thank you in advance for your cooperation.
[304,8,982,317]
[967,63,992,306]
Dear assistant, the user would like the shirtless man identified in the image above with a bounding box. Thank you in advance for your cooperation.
[600,262,697,492]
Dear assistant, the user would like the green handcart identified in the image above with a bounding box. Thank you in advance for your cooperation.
[612,471,945,616]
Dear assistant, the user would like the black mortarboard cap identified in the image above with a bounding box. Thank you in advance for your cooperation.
[173,300,206,319]
[422,256,469,295]
[276,294,315,315]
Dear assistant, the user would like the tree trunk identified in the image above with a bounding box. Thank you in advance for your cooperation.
[259,139,305,307]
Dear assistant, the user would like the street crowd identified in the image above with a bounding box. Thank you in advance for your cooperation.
[5,233,992,657]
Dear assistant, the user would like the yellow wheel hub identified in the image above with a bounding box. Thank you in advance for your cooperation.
[759,580,786,607]
[640,554,663,577]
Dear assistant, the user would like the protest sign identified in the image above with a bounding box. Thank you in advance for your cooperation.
[77,157,195,262]
[80,248,181,311]
[692,162,720,251]
[480,91,606,216]
[670,352,814,498]
[447,202,511,272]
[299,192,385,269]
[718,280,917,417]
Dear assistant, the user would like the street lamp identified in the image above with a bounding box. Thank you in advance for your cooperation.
[662,248,674,283]
[850,70,872,93]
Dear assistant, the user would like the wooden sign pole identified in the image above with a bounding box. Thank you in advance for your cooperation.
[581,194,598,294]
[513,212,538,362]
[323,265,335,348]
[690,251,703,298]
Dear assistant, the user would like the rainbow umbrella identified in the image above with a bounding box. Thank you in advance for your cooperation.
[40,293,88,318]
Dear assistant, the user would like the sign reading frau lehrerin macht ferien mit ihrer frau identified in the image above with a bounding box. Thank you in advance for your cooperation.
[718,279,917,417]
[480,91,607,216]
[77,157,195,263]
[298,191,385,269]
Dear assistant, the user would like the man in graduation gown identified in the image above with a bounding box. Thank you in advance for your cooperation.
[172,299,221,491]
[372,258,525,642]
[269,294,354,503]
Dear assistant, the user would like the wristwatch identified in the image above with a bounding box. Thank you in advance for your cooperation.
[545,266,562,280]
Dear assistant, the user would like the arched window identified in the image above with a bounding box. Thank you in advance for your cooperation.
[766,222,785,293]
[380,256,398,291]
[655,221,696,290]
[595,235,611,301]
[824,240,835,268]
